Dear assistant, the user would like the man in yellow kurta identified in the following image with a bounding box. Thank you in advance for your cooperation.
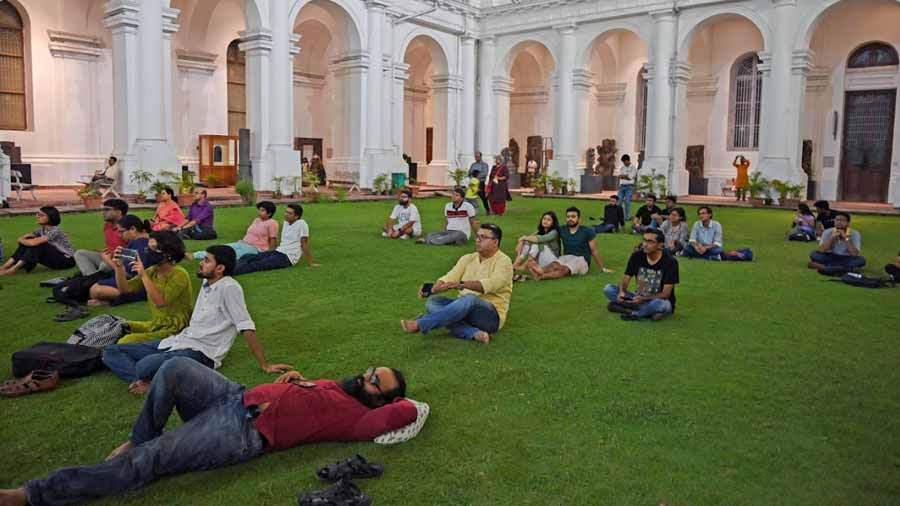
[401,223,512,344]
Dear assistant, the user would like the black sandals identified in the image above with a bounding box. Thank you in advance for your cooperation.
[316,454,383,483]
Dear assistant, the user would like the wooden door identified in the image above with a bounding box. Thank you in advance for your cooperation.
[294,138,323,162]
[840,90,896,202]
[426,127,433,164]
[527,136,543,175]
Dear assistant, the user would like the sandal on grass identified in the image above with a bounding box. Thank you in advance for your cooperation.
[298,479,371,506]
[53,306,88,322]
[0,370,60,397]
[316,454,383,483]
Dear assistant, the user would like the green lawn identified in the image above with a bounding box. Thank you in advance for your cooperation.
[1,198,899,506]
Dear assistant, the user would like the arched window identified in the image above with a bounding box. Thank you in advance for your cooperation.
[0,2,26,131]
[730,53,762,151]
[848,42,899,69]
[635,66,648,152]
[226,39,246,136]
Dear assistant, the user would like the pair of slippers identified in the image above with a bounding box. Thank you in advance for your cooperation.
[54,305,89,322]
[0,370,60,397]
[298,454,383,506]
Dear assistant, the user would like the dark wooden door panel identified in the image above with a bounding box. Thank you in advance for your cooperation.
[840,89,895,202]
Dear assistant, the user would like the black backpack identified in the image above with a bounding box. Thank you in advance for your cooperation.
[11,342,104,378]
[837,272,895,289]
[51,271,108,307]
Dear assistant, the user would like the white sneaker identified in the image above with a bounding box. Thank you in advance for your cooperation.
[381,232,389,238]
[400,234,409,240]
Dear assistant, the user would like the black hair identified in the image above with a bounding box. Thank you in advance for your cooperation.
[109,156,118,163]
[197,189,208,197]
[104,198,129,215]
[287,203,304,218]
[400,189,412,198]
[119,214,151,233]
[798,203,812,216]
[161,186,176,199]
[835,211,851,223]
[646,194,657,202]
[39,206,61,226]
[645,228,666,245]
[256,201,276,218]
[205,245,236,276]
[621,154,631,163]
[666,195,677,204]
[385,368,407,402]
[537,211,561,254]
[480,223,503,245]
[670,207,686,221]
[150,230,186,264]
[698,206,713,216]
[609,194,619,201]
[453,186,466,198]
[565,206,581,217]
[471,169,480,177]
[813,200,830,210]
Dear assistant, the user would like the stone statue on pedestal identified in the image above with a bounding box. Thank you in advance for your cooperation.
[508,138,520,172]
[595,139,617,176]
[585,147,595,174]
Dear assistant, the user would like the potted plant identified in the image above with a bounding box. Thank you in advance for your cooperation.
[272,176,286,199]
[302,172,321,192]
[449,168,468,187]
[533,173,549,196]
[637,169,668,199]
[78,186,103,209]
[129,169,153,203]
[204,173,222,189]
[549,173,564,195]
[566,177,577,195]
[771,179,804,209]
[289,175,304,199]
[334,186,349,203]
[160,170,196,206]
[747,171,770,207]
[235,180,256,206]
[372,173,391,195]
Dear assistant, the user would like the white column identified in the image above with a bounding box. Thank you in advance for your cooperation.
[239,29,273,190]
[459,35,477,169]
[644,8,682,193]
[493,76,513,162]
[430,74,463,184]
[104,0,179,193]
[477,36,496,159]
[670,60,692,196]
[758,0,808,187]
[392,62,410,161]
[549,23,577,182]
[572,69,594,176]
[265,0,301,186]
[365,1,386,155]
[329,53,368,185]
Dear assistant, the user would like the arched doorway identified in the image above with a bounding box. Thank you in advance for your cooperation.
[403,35,449,185]
[226,39,246,136]
[503,41,555,182]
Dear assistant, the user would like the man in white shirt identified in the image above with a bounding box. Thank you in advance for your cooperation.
[616,153,639,220]
[417,187,478,246]
[233,203,318,275]
[382,189,421,239]
[102,245,294,395]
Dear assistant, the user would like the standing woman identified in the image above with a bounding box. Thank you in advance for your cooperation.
[0,206,75,276]
[733,155,750,201]
[489,155,510,216]
[310,155,327,185]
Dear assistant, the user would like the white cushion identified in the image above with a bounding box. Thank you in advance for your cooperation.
[375,399,430,445]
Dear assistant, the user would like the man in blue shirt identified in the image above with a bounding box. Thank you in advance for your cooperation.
[682,206,724,260]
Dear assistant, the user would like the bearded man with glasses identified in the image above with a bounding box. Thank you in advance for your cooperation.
[401,223,513,344]
[603,228,679,321]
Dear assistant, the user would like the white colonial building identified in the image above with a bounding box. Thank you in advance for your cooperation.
[2,0,899,204]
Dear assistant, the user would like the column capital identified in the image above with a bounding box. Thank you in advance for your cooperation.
[47,30,103,61]
[553,23,577,35]
[103,0,140,34]
[239,30,273,54]
[772,0,798,7]
[649,8,677,22]
[162,7,180,37]
[572,68,594,91]
[393,62,410,81]
[290,33,302,57]
[432,73,464,91]
[670,60,692,85]
[791,49,816,76]
[461,34,476,45]
[329,51,370,75]
[479,35,496,46]
[364,0,390,12]
[492,76,513,96]
[757,51,772,75]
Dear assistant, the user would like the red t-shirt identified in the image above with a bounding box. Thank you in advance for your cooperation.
[243,380,417,451]
[104,222,127,252]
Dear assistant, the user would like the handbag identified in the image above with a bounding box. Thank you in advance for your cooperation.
[12,342,104,378]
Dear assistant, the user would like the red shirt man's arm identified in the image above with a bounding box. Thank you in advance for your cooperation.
[351,399,418,441]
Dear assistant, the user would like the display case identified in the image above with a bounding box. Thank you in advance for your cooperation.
[199,135,238,186]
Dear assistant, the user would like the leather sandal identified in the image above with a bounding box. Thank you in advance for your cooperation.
[316,454,383,483]
[0,370,60,397]
[297,479,371,506]
[53,306,88,322]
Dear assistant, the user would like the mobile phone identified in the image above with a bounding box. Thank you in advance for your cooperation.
[421,282,434,297]
[118,248,139,263]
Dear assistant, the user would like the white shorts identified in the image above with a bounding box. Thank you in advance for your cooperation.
[555,255,589,276]
[525,244,558,269]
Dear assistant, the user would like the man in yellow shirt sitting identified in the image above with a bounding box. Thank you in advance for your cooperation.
[401,223,512,344]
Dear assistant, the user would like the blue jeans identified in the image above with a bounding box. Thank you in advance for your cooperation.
[603,284,672,319]
[617,184,635,219]
[593,223,617,234]
[418,294,501,340]
[234,251,292,276]
[681,244,724,260]
[102,340,214,384]
[809,251,866,269]
[25,358,264,506]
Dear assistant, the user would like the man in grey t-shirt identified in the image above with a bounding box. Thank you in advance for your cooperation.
[808,211,866,270]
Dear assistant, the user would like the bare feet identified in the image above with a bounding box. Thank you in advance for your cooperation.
[400,320,419,333]
[105,440,135,461]
[473,331,491,344]
[87,299,109,306]
[127,380,149,396]
[184,251,194,261]
[807,261,825,270]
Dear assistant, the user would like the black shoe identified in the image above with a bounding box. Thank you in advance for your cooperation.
[316,454,383,483]
[620,313,641,321]
[298,479,371,506]
[650,312,667,322]
[607,301,631,314]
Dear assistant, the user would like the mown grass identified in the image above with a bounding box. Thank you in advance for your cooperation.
[1,197,899,506]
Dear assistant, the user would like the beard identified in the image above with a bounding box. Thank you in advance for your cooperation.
[566,220,578,227]
[197,269,214,279]
[338,375,384,409]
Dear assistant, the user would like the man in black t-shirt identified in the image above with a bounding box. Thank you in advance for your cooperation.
[631,194,663,234]
[603,229,679,321]
[814,200,835,237]
[593,194,626,233]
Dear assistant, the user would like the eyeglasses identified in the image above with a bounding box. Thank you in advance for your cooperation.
[475,234,496,242]
[364,367,384,395]
[642,238,659,244]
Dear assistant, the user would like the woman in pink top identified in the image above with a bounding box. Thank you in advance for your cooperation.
[151,188,186,232]
[187,201,279,261]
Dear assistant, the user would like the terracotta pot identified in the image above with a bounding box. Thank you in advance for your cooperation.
[534,188,546,197]
[82,196,103,209]
[781,198,800,209]
[407,185,421,196]
[749,197,766,207]
[177,194,193,207]
[132,196,146,204]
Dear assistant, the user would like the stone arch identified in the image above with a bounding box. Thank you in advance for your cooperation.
[846,40,900,67]
[677,8,772,56]
[496,37,558,78]
[397,29,452,74]
[289,0,362,51]
[403,34,452,182]
[577,25,648,69]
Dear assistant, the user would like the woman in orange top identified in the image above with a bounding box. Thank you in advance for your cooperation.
[151,187,186,231]
[733,155,750,201]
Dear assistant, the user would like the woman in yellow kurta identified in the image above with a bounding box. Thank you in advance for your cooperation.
[733,155,750,201]
[112,231,193,343]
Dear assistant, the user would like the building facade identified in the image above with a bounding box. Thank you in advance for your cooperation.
[3,0,899,204]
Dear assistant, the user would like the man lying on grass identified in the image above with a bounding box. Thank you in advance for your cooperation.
[402,223,512,344]
[0,358,416,506]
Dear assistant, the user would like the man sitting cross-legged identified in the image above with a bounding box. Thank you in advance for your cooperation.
[417,187,478,246]
[682,206,724,260]
[402,223,512,344]
[631,194,663,234]
[382,189,421,239]
[235,203,318,275]
[592,194,625,233]
[604,229,679,322]
[532,206,612,280]
[102,245,292,395]
[0,358,417,506]
[177,189,217,240]
[808,211,865,271]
